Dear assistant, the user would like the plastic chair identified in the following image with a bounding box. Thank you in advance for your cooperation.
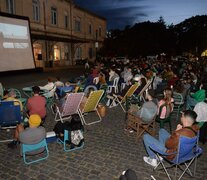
[43,86,57,110]
[22,139,49,165]
[8,88,27,107]
[150,135,203,180]
[156,104,172,132]
[57,129,84,152]
[79,90,104,125]
[109,83,139,112]
[107,77,120,93]
[0,83,4,99]
[54,93,84,122]
[173,92,184,120]
[0,101,23,128]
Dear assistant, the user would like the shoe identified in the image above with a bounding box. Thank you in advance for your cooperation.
[8,140,18,149]
[143,156,158,167]
[106,99,111,107]
[156,155,163,162]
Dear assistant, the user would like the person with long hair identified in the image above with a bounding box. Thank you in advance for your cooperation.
[158,88,174,119]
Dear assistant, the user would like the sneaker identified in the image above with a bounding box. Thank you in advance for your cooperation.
[106,99,111,107]
[156,155,163,162]
[143,156,158,167]
[109,101,118,108]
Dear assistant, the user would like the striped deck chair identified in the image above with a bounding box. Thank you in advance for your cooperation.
[54,93,84,123]
[79,90,104,125]
[138,78,153,102]
[109,83,139,112]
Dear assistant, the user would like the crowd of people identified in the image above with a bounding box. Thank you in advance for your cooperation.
[1,56,207,173]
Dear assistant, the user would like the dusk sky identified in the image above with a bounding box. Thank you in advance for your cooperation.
[75,0,207,29]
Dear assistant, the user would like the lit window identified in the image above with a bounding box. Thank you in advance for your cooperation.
[32,0,40,21]
[6,0,15,14]
[75,18,81,32]
[51,7,57,25]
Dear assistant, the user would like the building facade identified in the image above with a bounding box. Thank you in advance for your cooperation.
[0,0,106,69]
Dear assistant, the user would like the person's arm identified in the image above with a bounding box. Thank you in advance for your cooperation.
[165,132,179,149]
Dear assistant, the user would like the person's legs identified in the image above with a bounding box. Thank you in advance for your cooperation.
[143,133,167,159]
[14,124,24,140]
[159,128,171,144]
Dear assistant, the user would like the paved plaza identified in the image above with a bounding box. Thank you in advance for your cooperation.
[0,68,207,180]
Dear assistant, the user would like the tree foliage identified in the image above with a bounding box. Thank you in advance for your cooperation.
[100,15,207,57]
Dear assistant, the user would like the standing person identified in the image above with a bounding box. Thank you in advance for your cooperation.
[143,110,199,167]
[27,86,46,121]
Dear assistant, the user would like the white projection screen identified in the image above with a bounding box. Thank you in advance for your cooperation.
[0,14,35,72]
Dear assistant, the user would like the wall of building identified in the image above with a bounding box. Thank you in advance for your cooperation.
[0,0,106,69]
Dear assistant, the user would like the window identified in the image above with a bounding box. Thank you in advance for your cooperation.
[76,47,82,59]
[88,23,92,34]
[89,48,93,59]
[6,0,15,14]
[64,15,68,28]
[99,26,102,37]
[32,0,40,21]
[75,18,81,32]
[64,11,68,28]
[51,7,57,25]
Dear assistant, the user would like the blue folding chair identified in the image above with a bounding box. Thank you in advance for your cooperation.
[150,135,202,180]
[0,101,23,128]
[57,130,84,152]
[22,139,49,165]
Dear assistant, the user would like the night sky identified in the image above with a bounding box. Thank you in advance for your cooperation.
[74,0,207,30]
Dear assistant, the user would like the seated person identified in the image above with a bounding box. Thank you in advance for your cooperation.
[158,88,174,119]
[39,77,55,91]
[54,76,64,87]
[129,89,157,123]
[4,90,23,111]
[143,110,199,167]
[27,86,46,121]
[8,114,46,153]
[187,82,206,108]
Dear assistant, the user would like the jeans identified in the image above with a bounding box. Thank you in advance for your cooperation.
[143,129,170,159]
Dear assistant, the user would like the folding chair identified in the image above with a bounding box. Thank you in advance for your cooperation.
[79,90,104,125]
[0,101,23,142]
[22,139,49,165]
[127,113,156,141]
[107,77,120,93]
[173,92,184,121]
[150,135,203,180]
[109,83,139,112]
[8,88,27,107]
[138,78,153,102]
[57,129,84,152]
[0,83,4,99]
[54,93,84,123]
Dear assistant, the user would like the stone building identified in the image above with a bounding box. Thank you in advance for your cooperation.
[0,0,106,69]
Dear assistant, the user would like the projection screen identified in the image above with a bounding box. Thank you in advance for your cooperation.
[0,14,35,72]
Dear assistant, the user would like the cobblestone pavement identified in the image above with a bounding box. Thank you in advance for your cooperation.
[0,68,207,180]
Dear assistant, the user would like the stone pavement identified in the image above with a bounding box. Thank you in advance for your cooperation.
[0,69,207,180]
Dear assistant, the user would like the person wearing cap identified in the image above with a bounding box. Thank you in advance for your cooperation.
[4,90,23,111]
[8,114,46,150]
[27,86,46,121]
[143,110,199,167]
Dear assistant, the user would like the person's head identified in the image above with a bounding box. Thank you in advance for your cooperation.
[8,90,16,98]
[181,110,197,126]
[146,89,155,100]
[32,86,40,95]
[28,114,41,128]
[163,88,172,103]
[3,90,9,98]
[141,78,146,85]
[48,77,53,83]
